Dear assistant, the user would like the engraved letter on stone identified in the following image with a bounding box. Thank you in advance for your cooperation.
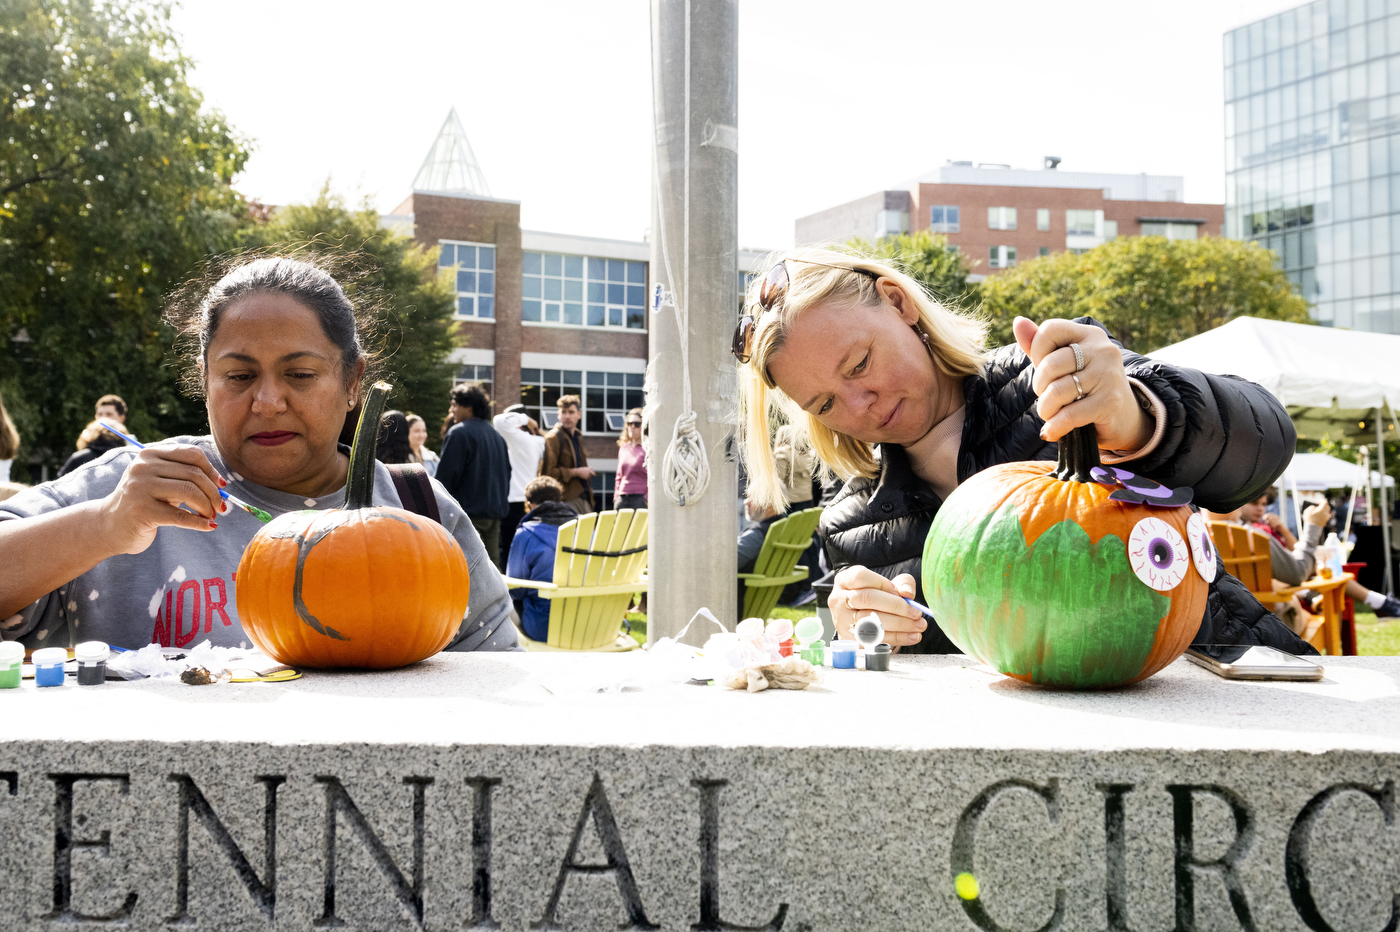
[166,774,285,923]
[1097,784,1135,932]
[1166,784,1256,932]
[691,779,787,932]
[950,778,1065,932]
[1285,781,1398,932]
[464,776,502,931]
[42,773,138,922]
[314,775,434,927]
[534,773,657,931]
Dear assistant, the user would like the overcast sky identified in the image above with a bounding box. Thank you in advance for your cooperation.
[171,0,1295,250]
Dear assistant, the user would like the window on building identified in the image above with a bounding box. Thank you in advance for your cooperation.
[519,368,583,429]
[584,371,645,434]
[1065,210,1097,236]
[989,246,1017,269]
[591,472,616,512]
[1140,222,1198,241]
[1038,247,1051,258]
[522,253,647,330]
[439,242,496,319]
[453,364,494,391]
[929,205,960,233]
[738,269,757,311]
[1036,208,1050,232]
[876,209,909,239]
[988,207,1018,230]
[1103,220,1118,241]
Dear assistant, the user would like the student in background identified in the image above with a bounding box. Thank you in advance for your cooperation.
[505,476,577,642]
[58,420,128,478]
[437,384,511,568]
[539,394,595,514]
[375,410,414,465]
[614,407,647,510]
[405,414,440,477]
[493,403,547,562]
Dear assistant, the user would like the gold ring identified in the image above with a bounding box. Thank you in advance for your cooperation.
[1070,342,1085,372]
[1072,374,1085,401]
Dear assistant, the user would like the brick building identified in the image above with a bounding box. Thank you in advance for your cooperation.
[796,160,1224,277]
[386,110,766,507]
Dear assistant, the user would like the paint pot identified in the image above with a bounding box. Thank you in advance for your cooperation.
[32,647,68,688]
[778,638,793,658]
[0,641,23,689]
[74,641,109,686]
[801,641,825,666]
[831,640,856,669]
[865,643,892,672]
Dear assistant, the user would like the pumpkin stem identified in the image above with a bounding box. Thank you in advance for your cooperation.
[345,381,393,510]
[1052,424,1102,483]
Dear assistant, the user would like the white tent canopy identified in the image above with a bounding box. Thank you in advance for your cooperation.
[1147,316,1400,411]
[1149,316,1398,595]
[1284,452,1394,490]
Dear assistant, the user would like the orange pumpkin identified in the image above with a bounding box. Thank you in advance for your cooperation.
[236,382,470,669]
[922,426,1212,688]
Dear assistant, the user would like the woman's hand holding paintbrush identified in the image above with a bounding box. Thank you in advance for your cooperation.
[96,421,272,545]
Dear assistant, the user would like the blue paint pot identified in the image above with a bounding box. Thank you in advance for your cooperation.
[32,648,68,688]
[830,640,856,669]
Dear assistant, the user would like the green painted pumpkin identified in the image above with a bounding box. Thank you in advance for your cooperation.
[921,426,1212,688]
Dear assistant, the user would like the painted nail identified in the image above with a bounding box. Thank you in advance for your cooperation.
[221,501,229,514]
[208,521,218,530]
[219,476,228,487]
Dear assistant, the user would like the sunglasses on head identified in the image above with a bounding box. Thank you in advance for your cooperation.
[732,258,880,364]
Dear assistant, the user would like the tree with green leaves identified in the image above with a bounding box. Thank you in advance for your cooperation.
[846,231,977,309]
[239,185,458,438]
[1,0,249,472]
[978,236,1313,353]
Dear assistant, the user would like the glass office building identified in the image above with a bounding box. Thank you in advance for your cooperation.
[1225,0,1400,333]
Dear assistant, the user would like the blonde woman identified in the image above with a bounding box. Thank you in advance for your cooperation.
[614,407,647,510]
[0,392,17,483]
[405,414,440,477]
[736,246,1307,655]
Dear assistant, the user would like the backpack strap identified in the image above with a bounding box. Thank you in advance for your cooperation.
[385,463,442,524]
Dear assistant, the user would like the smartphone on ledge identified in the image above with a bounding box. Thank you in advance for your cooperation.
[1185,645,1324,681]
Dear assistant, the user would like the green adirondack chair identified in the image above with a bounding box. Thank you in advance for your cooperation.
[502,509,648,651]
[738,506,823,620]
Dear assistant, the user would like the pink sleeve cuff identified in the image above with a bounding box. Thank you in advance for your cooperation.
[1098,378,1167,465]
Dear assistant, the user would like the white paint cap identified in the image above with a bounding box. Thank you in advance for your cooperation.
[32,647,67,667]
[0,641,23,665]
[74,641,109,664]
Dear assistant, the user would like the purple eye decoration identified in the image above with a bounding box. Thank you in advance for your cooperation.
[1128,517,1189,591]
[1090,466,1194,508]
[1186,513,1218,582]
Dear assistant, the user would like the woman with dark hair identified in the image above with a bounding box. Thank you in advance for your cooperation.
[405,414,440,477]
[376,410,414,465]
[0,256,518,653]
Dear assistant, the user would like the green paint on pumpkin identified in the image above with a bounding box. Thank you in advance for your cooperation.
[924,497,1170,688]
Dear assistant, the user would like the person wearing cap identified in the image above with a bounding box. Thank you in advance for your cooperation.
[493,402,547,563]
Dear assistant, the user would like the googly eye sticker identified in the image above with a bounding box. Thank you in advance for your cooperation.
[1185,512,1218,583]
[1128,516,1190,591]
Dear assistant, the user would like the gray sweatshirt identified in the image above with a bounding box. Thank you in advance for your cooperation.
[0,437,520,653]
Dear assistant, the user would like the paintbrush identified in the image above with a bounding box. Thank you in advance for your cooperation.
[95,421,274,524]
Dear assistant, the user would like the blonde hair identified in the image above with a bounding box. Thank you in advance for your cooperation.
[76,420,118,451]
[0,392,17,461]
[738,245,988,510]
[617,407,643,447]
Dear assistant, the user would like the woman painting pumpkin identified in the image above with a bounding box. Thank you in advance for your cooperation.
[737,247,1309,655]
[0,256,518,653]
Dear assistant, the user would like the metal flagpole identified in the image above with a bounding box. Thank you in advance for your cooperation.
[647,0,739,643]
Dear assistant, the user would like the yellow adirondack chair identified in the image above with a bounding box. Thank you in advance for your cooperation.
[739,506,823,620]
[502,509,648,651]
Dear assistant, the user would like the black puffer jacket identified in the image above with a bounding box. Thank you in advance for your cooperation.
[820,318,1313,655]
